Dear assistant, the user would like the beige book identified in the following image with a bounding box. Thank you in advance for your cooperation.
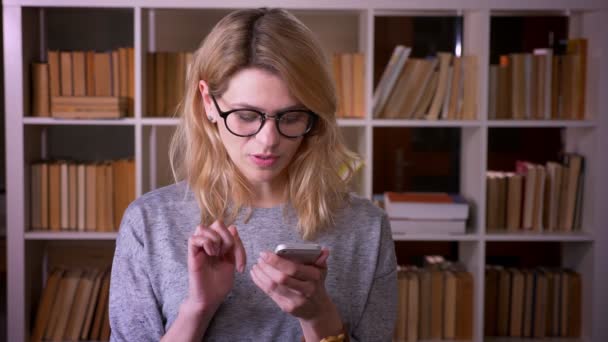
[510,268,525,337]
[418,268,431,339]
[484,266,501,337]
[68,163,77,229]
[506,173,523,231]
[32,63,50,116]
[402,58,437,119]
[414,69,438,119]
[155,52,167,116]
[63,269,96,341]
[511,53,527,119]
[567,39,587,120]
[51,269,83,341]
[85,51,96,96]
[77,164,86,231]
[446,56,463,119]
[567,271,582,337]
[352,53,366,118]
[496,173,508,230]
[94,52,112,97]
[81,269,105,340]
[486,172,499,230]
[30,164,42,230]
[560,271,570,337]
[165,52,179,116]
[175,52,187,113]
[497,55,512,119]
[127,47,135,116]
[111,50,120,97]
[90,271,111,340]
[105,163,114,231]
[381,60,414,119]
[119,48,129,99]
[373,45,410,117]
[332,54,343,117]
[47,50,61,97]
[340,53,354,117]
[406,271,419,342]
[460,55,478,120]
[533,270,548,338]
[427,52,453,120]
[429,269,444,339]
[60,51,73,96]
[85,164,97,231]
[49,163,61,231]
[532,165,546,232]
[561,154,583,231]
[72,51,86,96]
[40,163,49,229]
[545,162,563,232]
[523,270,535,337]
[60,163,69,230]
[31,268,65,342]
[520,162,537,230]
[530,54,541,119]
[96,164,107,232]
[395,271,408,341]
[488,65,499,119]
[443,270,457,339]
[497,268,511,336]
[455,271,474,339]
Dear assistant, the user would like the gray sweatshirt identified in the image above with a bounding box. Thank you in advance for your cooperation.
[109,182,397,341]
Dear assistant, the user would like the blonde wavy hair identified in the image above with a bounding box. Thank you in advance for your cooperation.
[170,8,360,240]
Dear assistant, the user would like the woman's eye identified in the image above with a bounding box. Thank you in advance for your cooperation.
[234,111,260,122]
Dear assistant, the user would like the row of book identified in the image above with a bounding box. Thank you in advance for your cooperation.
[395,257,473,342]
[374,46,478,120]
[485,266,581,338]
[145,51,194,117]
[488,38,587,120]
[486,153,584,232]
[332,52,366,118]
[383,192,469,235]
[31,48,135,119]
[30,159,135,232]
[31,267,112,342]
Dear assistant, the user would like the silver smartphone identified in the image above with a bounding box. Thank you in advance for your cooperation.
[274,243,322,264]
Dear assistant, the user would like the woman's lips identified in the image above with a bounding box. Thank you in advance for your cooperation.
[250,154,279,167]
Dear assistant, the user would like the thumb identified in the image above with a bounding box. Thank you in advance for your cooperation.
[315,248,330,268]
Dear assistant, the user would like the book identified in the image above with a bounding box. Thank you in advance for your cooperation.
[31,63,50,117]
[390,218,466,235]
[373,45,411,117]
[30,268,65,342]
[426,52,453,120]
[384,192,469,221]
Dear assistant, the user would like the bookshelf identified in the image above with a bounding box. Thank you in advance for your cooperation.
[3,1,607,342]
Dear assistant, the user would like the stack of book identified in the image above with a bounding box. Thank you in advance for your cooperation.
[31,48,134,119]
[30,159,135,232]
[332,52,366,118]
[488,38,587,120]
[485,266,581,338]
[395,256,473,342]
[486,153,584,232]
[30,266,112,342]
[384,192,469,235]
[145,51,194,117]
[373,45,478,120]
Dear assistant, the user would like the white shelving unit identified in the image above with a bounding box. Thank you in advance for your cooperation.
[3,1,607,342]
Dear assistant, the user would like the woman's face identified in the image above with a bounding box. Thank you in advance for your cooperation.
[201,68,305,188]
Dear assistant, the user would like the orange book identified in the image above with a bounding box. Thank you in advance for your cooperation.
[47,50,61,97]
[30,268,65,342]
[72,51,86,96]
[48,163,61,231]
[59,52,73,96]
[32,63,50,116]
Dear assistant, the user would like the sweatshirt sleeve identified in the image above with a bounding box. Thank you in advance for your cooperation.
[350,214,398,341]
[109,205,165,342]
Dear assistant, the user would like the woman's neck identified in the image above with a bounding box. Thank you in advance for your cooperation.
[250,178,288,208]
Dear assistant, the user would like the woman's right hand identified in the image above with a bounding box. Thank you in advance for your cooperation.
[186,221,247,313]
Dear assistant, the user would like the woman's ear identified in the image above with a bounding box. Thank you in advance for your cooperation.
[199,80,216,123]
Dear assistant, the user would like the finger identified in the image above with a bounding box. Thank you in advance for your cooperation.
[228,226,247,273]
[250,263,296,299]
[190,234,221,256]
[192,224,205,236]
[315,248,330,268]
[209,220,235,254]
[261,252,322,282]
[256,258,313,297]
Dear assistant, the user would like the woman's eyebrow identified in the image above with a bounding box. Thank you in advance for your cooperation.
[229,101,305,112]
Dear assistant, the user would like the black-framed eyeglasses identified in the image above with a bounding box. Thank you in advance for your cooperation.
[211,94,318,138]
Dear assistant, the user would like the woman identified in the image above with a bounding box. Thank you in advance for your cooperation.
[109,8,397,342]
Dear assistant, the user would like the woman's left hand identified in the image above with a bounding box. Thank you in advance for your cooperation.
[250,249,344,339]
